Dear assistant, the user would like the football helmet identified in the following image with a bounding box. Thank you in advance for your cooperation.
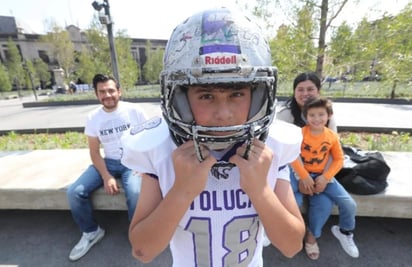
[160,7,278,161]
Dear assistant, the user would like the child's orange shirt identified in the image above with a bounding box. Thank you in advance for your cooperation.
[291,125,344,180]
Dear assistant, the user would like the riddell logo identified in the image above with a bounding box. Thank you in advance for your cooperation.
[204,55,236,65]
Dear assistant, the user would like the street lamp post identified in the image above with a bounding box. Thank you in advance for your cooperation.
[91,0,120,84]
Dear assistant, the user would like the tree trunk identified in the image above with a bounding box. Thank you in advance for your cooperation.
[316,0,328,79]
[390,79,398,99]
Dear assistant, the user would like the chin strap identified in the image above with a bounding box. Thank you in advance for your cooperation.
[192,124,256,162]
[192,125,205,162]
[243,126,255,160]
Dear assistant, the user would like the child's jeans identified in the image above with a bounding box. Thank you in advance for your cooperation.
[290,168,357,238]
[308,173,357,238]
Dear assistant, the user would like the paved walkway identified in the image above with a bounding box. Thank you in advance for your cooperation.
[1,210,411,266]
[1,96,412,133]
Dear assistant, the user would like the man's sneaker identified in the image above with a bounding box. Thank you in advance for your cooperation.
[331,225,359,258]
[69,226,105,261]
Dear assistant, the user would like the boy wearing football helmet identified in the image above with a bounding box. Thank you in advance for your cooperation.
[122,7,305,266]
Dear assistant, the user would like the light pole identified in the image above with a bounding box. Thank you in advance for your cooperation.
[92,0,120,84]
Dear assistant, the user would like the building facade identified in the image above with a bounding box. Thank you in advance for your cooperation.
[0,15,167,85]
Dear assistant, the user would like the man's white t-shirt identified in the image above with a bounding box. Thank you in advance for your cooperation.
[85,101,147,160]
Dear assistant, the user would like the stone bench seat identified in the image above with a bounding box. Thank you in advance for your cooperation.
[1,149,411,218]
[0,149,126,210]
[345,152,412,218]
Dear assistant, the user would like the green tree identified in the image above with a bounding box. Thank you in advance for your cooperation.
[326,3,412,99]
[0,63,12,93]
[381,5,412,85]
[328,21,356,78]
[40,20,75,83]
[80,16,122,81]
[4,38,25,96]
[350,18,376,80]
[24,60,37,88]
[270,25,296,79]
[33,59,52,89]
[22,60,39,100]
[270,4,317,80]
[115,30,139,90]
[79,18,140,89]
[247,0,350,78]
[314,0,350,78]
[292,5,317,72]
[76,47,97,86]
[351,17,391,82]
[142,40,164,84]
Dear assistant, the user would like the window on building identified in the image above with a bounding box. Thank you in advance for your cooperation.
[38,50,50,63]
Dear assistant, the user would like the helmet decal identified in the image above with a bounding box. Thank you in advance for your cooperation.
[200,9,241,55]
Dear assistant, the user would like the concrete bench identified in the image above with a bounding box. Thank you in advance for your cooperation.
[0,149,127,210]
[328,152,412,218]
[0,149,411,219]
[347,152,411,218]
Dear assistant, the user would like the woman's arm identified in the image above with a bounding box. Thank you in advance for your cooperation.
[328,114,338,132]
[276,106,294,124]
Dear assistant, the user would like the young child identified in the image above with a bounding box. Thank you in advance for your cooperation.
[291,96,359,260]
[120,7,306,266]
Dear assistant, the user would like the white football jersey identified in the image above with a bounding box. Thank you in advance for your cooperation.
[121,116,301,267]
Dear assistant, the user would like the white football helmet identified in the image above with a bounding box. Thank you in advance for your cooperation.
[160,7,277,161]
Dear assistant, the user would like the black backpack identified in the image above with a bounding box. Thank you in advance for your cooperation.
[335,145,391,195]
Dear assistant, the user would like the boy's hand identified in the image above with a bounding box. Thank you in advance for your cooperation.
[299,178,315,195]
[314,175,328,193]
[229,139,273,196]
[172,140,216,200]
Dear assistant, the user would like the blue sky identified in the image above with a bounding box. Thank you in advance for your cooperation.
[1,0,410,39]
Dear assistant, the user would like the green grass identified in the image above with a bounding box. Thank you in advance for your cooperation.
[0,132,88,150]
[1,131,411,152]
[339,131,412,151]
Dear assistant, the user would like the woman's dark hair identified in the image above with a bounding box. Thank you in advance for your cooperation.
[92,74,120,93]
[284,72,322,127]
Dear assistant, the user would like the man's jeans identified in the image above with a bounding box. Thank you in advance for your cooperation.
[67,158,141,233]
[290,168,357,238]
